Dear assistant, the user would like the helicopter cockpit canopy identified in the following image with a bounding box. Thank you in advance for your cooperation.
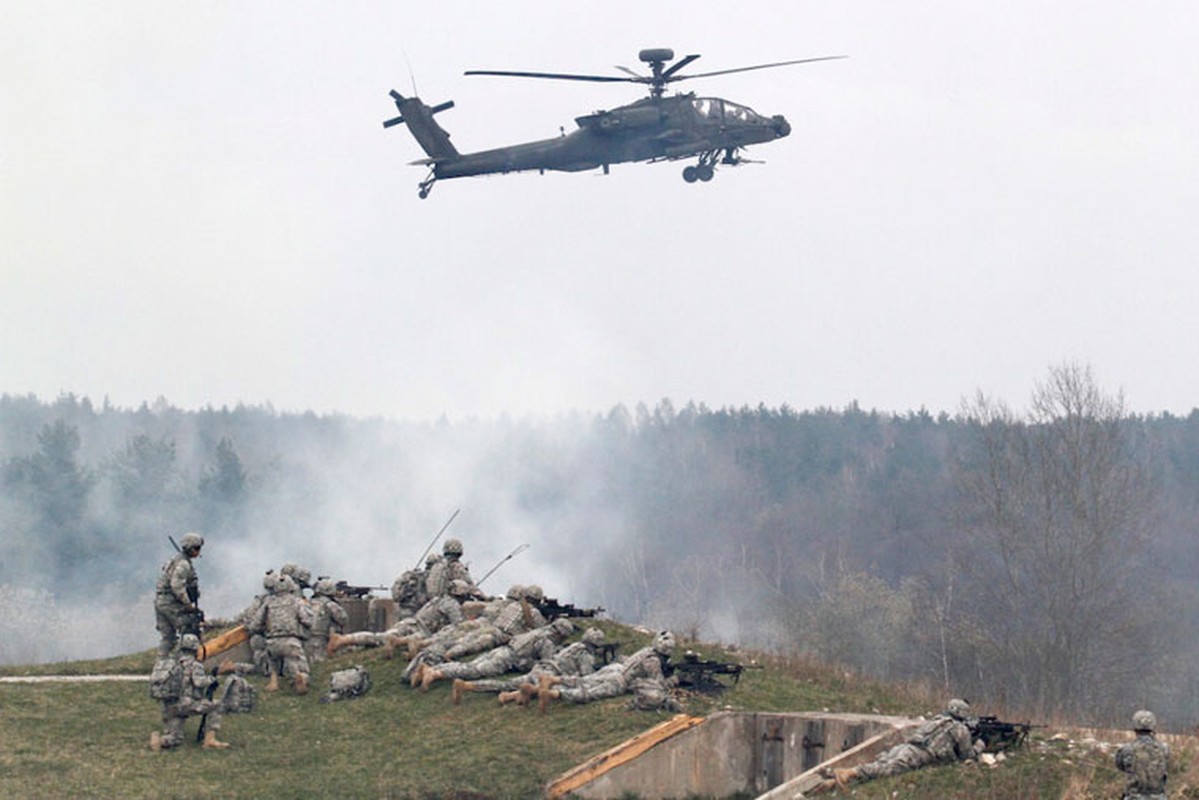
[692,97,766,123]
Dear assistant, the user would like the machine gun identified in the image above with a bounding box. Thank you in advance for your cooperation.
[970,715,1043,751]
[334,581,388,599]
[533,597,605,619]
[666,651,761,693]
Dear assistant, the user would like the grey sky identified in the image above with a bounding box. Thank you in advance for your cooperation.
[3,2,1197,420]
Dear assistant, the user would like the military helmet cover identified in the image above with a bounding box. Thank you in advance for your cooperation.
[263,570,278,592]
[1133,709,1157,731]
[582,627,605,645]
[652,630,676,656]
[180,532,204,551]
[314,578,337,596]
[179,633,201,652]
[281,563,311,586]
[947,698,971,719]
[506,584,525,600]
[443,537,464,556]
[448,579,473,597]
[277,574,298,594]
[524,584,544,601]
[425,552,441,566]
[551,617,575,637]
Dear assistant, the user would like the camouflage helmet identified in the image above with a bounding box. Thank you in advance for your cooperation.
[448,579,473,597]
[443,538,464,557]
[281,563,312,588]
[179,532,204,552]
[946,698,971,720]
[551,617,575,638]
[277,574,298,595]
[179,633,201,652]
[314,578,338,597]
[425,552,441,567]
[582,627,605,646]
[263,569,279,592]
[506,584,525,600]
[1132,710,1157,732]
[652,630,676,656]
[524,584,544,602]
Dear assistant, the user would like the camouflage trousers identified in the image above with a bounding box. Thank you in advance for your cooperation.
[1124,794,1167,800]
[556,664,627,704]
[305,634,330,663]
[154,598,201,657]
[249,634,269,675]
[158,697,222,748]
[438,646,522,682]
[856,742,935,780]
[265,636,309,679]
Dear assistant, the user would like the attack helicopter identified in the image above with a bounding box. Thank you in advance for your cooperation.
[383,48,844,199]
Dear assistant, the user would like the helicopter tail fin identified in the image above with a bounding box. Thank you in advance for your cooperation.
[383,90,459,160]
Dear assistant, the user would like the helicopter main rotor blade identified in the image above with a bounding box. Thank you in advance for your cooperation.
[661,53,701,78]
[670,55,847,82]
[465,69,634,84]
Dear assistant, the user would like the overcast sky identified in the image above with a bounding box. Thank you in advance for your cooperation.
[3,2,1197,421]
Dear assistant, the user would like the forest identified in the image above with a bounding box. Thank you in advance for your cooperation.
[3,363,1198,727]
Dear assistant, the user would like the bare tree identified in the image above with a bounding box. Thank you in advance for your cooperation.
[954,363,1157,719]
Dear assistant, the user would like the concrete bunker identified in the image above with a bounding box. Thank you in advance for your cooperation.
[548,710,919,799]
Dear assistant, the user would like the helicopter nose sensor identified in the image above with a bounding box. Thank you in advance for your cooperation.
[772,115,792,137]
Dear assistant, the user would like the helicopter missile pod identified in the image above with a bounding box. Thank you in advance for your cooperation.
[383,48,844,199]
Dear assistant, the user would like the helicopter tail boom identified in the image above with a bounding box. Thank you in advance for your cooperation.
[383,91,459,161]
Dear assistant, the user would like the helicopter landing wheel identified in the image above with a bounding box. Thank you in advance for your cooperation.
[682,165,699,183]
[697,164,714,182]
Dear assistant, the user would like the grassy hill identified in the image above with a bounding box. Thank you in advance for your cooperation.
[2,621,1194,799]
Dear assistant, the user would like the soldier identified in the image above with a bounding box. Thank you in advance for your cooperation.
[149,633,236,751]
[236,570,277,676]
[154,532,205,656]
[391,552,440,617]
[415,617,575,691]
[1115,710,1169,800]
[306,578,349,663]
[832,698,980,789]
[425,538,478,598]
[408,584,547,667]
[280,563,313,598]
[248,574,315,694]
[456,625,606,705]
[328,580,468,658]
[537,629,676,713]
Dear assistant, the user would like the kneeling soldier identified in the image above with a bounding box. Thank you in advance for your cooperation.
[149,633,236,751]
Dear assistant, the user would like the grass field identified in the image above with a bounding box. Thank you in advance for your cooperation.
[1,621,1193,799]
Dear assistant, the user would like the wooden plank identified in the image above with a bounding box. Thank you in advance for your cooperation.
[198,625,249,661]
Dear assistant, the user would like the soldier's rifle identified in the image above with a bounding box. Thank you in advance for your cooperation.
[333,580,388,599]
[970,715,1044,751]
[475,543,529,588]
[414,508,460,569]
[533,597,605,619]
[595,642,621,665]
[665,651,762,693]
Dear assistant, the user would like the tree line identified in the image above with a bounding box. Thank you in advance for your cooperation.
[2,364,1197,726]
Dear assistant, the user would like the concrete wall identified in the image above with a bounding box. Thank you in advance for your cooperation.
[567,711,915,799]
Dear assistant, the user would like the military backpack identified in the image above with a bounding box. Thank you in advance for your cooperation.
[148,657,183,701]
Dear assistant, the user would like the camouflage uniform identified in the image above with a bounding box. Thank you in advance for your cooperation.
[152,635,227,750]
[306,579,349,663]
[341,593,464,652]
[1115,711,1169,800]
[549,631,674,705]
[248,576,314,688]
[431,620,572,683]
[237,571,278,676]
[391,554,439,617]
[153,533,204,656]
[854,703,979,781]
[429,592,547,663]
[466,634,601,695]
[425,538,477,598]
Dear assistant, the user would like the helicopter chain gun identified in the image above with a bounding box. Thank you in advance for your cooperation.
[383,48,844,198]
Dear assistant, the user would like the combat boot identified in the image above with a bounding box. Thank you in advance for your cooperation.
[202,728,231,749]
[326,632,346,657]
[149,731,162,752]
[406,638,427,659]
[421,667,444,692]
[294,672,309,695]
[538,687,560,715]
[265,671,280,692]
[382,635,401,660]
[498,689,524,706]
[833,766,858,789]
[518,682,540,704]
[408,661,424,689]
[451,679,475,705]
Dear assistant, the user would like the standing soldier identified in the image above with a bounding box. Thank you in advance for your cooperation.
[425,538,478,598]
[149,633,235,751]
[1115,710,1169,800]
[306,578,349,663]
[154,532,205,656]
[249,574,315,694]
